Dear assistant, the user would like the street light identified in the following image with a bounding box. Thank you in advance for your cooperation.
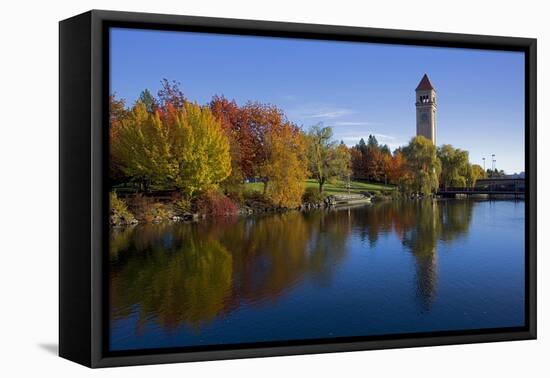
[482,157,486,171]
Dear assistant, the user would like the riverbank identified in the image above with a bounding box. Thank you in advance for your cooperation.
[110,189,396,227]
[110,179,396,227]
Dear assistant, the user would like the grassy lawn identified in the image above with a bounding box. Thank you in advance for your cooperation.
[245,179,395,196]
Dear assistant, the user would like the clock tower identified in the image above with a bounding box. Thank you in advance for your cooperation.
[415,74,436,145]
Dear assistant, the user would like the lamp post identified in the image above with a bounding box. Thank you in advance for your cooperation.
[482,157,486,171]
[491,154,495,174]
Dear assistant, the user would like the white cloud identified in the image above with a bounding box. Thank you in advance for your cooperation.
[332,121,379,127]
[304,109,354,119]
[288,104,355,120]
[373,133,395,140]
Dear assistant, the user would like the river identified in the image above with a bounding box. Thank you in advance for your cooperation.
[109,199,525,351]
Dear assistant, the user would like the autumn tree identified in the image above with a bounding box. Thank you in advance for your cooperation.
[263,123,308,208]
[209,96,244,192]
[109,94,130,184]
[111,100,232,197]
[170,102,232,197]
[366,147,390,182]
[111,102,173,190]
[401,136,441,195]
[306,125,351,193]
[240,102,287,190]
[336,142,352,183]
[351,139,368,180]
[109,94,129,127]
[387,150,407,185]
[157,79,187,109]
[350,135,391,182]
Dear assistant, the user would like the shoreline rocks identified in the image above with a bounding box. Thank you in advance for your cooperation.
[109,191,399,227]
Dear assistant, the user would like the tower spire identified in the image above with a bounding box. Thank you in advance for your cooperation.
[416,74,435,91]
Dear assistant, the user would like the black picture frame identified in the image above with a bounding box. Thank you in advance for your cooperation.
[59,9,537,368]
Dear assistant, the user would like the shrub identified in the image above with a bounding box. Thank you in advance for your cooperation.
[126,193,171,223]
[302,187,326,204]
[243,190,271,204]
[110,192,136,225]
[242,189,273,209]
[173,198,192,216]
[195,191,238,216]
[225,188,245,206]
[148,203,171,222]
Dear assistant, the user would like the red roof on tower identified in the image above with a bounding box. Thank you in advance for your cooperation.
[416,74,435,91]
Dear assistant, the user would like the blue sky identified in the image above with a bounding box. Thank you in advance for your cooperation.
[110,28,525,174]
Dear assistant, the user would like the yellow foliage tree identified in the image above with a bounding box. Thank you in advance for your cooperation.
[111,102,173,190]
[170,102,232,197]
[263,123,308,208]
[111,101,231,197]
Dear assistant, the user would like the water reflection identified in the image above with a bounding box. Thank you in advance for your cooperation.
[400,200,473,310]
[110,200,475,334]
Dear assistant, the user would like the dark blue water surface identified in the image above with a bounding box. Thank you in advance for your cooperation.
[109,199,525,351]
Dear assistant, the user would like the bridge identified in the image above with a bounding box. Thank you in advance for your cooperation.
[437,178,525,198]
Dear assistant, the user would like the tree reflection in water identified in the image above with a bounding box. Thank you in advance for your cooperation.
[110,199,474,332]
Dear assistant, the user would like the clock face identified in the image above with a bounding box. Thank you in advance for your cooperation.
[421,112,429,122]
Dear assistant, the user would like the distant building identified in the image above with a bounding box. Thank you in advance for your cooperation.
[505,172,525,179]
[415,74,437,145]
[475,177,525,191]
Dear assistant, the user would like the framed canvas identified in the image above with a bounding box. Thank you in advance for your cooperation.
[59,10,537,368]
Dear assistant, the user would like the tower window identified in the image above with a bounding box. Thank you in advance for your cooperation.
[418,95,431,104]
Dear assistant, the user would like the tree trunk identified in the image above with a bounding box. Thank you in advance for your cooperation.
[319,178,325,194]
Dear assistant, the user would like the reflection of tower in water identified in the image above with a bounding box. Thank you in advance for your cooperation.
[417,200,439,310]
[402,200,440,311]
[413,243,438,312]
[401,200,474,312]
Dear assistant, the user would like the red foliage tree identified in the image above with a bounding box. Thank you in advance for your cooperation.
[209,98,287,181]
[157,79,187,109]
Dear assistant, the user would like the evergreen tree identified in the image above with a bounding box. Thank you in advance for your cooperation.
[138,89,157,113]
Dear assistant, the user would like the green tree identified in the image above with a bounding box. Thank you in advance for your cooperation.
[306,125,351,193]
[380,144,391,156]
[401,136,441,195]
[138,89,157,113]
[466,163,486,187]
[437,144,469,189]
[367,134,379,149]
[357,138,368,154]
[487,168,505,178]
